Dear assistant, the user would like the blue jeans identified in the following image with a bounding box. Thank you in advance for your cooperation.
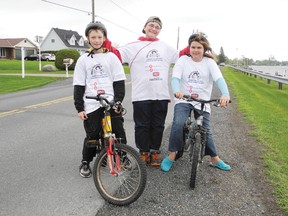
[168,103,218,157]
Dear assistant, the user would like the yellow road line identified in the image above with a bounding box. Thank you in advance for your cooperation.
[0,109,26,117]
[0,96,73,118]
[24,96,73,109]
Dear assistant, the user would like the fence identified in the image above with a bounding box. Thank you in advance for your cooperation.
[228,66,288,90]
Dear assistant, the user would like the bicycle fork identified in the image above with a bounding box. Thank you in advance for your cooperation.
[105,138,121,176]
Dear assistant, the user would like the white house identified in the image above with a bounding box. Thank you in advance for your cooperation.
[40,28,90,55]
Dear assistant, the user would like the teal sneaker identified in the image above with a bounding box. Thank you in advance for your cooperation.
[161,156,174,172]
[210,160,231,171]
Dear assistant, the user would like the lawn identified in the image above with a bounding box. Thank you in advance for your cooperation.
[0,59,70,75]
[0,60,67,94]
[0,76,65,94]
[222,67,288,214]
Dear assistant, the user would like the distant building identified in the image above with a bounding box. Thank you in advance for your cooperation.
[0,38,38,60]
[40,28,90,55]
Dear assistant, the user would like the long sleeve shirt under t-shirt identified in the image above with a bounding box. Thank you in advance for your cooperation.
[73,52,126,114]
[119,38,179,102]
[172,56,229,113]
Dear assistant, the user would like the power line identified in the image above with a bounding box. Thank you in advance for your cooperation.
[41,0,138,35]
[42,0,91,15]
[109,0,143,24]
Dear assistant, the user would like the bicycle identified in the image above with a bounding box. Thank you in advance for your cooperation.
[175,95,229,189]
[86,93,147,206]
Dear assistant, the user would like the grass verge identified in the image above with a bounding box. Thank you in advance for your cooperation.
[0,76,65,94]
[222,67,288,214]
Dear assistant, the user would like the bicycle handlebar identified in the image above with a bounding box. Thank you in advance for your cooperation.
[182,95,218,103]
[181,94,231,107]
[86,94,112,107]
[86,93,126,115]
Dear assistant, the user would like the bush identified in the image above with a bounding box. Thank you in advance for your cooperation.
[55,49,80,70]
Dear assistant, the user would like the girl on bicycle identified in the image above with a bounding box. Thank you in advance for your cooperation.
[73,21,127,178]
[161,32,231,172]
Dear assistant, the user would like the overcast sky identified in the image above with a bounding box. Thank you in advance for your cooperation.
[1,0,287,61]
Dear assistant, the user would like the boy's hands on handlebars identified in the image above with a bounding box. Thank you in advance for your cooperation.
[78,111,88,120]
[113,101,123,114]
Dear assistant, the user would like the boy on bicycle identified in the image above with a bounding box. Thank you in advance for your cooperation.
[73,21,127,178]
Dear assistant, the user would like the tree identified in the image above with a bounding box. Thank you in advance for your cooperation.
[218,47,226,64]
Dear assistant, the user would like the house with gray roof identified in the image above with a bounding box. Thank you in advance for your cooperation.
[40,28,89,55]
[0,38,38,60]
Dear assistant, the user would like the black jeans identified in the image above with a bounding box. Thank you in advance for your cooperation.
[133,100,169,153]
[82,108,127,163]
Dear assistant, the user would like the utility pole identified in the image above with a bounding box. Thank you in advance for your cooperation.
[92,0,95,22]
[177,27,179,50]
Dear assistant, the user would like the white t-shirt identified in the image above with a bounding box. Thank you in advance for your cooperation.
[172,56,223,113]
[119,40,179,102]
[73,52,126,114]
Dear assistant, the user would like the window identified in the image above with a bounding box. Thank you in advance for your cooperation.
[0,48,6,57]
[70,38,75,45]
[51,39,55,43]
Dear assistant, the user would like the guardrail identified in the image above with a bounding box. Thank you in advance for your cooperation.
[228,65,288,90]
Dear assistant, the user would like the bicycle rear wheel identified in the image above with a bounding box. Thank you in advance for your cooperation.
[190,132,201,189]
[93,143,147,206]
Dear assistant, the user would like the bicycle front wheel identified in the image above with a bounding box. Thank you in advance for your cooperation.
[93,143,147,206]
[190,132,202,189]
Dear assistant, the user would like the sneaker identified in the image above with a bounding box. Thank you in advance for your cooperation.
[79,161,92,178]
[209,160,231,171]
[161,156,174,172]
[140,152,151,165]
[150,152,161,167]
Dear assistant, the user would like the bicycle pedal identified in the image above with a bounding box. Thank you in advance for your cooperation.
[184,145,191,152]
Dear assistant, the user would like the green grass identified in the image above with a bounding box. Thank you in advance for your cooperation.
[0,59,70,75]
[222,67,288,214]
[0,60,67,94]
[0,76,65,94]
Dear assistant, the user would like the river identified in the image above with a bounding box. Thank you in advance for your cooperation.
[249,65,288,77]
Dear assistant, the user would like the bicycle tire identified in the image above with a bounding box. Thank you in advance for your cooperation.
[190,132,201,189]
[175,118,191,161]
[93,143,147,206]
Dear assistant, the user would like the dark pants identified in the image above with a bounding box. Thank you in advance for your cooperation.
[133,100,169,153]
[82,108,127,163]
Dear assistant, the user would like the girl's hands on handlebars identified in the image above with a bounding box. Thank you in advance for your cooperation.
[174,92,184,99]
[78,111,88,120]
[219,96,230,108]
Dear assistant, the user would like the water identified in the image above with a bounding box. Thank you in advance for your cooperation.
[249,66,288,77]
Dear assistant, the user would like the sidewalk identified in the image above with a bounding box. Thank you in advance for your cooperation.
[0,73,73,78]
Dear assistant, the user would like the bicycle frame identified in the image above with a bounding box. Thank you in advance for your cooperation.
[186,107,207,162]
[86,94,122,176]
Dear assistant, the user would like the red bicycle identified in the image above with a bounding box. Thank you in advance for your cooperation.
[86,93,147,206]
